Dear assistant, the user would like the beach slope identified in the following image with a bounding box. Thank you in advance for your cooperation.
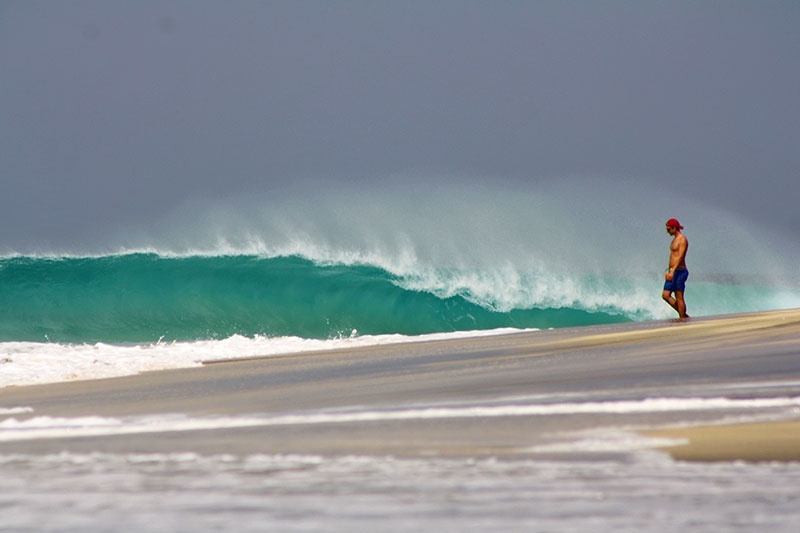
[1,309,799,461]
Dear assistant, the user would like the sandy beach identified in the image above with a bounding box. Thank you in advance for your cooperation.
[3,309,800,531]
[2,309,800,461]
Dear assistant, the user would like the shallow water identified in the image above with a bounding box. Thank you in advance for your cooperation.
[2,451,799,532]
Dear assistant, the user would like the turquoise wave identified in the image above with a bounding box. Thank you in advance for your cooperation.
[0,254,627,343]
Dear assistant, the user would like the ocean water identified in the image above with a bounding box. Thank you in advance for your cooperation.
[2,250,800,388]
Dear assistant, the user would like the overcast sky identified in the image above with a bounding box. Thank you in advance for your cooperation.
[1,1,798,253]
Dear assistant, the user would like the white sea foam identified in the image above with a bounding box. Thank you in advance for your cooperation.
[0,328,529,388]
[2,396,799,442]
[0,407,33,415]
[522,428,689,455]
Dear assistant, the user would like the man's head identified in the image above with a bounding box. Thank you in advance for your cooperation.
[666,218,683,229]
[666,218,683,231]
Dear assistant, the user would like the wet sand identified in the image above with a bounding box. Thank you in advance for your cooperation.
[1,309,799,461]
[647,421,800,462]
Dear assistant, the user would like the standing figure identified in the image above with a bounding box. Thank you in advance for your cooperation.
[663,218,689,320]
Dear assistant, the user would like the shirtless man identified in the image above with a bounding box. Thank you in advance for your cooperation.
[663,218,689,319]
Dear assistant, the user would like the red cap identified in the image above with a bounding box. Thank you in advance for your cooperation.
[666,218,684,230]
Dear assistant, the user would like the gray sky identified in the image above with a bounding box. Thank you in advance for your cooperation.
[1,1,798,253]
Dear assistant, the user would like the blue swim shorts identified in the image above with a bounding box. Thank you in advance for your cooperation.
[664,268,689,293]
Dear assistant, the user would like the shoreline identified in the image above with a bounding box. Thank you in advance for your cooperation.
[1,308,796,390]
[1,308,799,462]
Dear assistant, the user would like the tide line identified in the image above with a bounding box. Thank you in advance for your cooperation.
[1,397,799,442]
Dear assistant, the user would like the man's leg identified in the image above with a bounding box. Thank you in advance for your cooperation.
[674,291,688,319]
[662,290,679,314]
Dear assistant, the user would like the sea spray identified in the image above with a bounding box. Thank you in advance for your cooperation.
[120,176,800,283]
